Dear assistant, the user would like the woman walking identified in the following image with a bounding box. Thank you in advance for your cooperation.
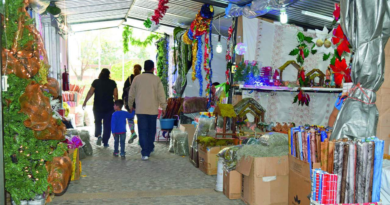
[123,64,141,143]
[83,68,118,147]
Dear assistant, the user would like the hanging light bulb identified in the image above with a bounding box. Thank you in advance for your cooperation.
[280,8,288,24]
[216,35,223,54]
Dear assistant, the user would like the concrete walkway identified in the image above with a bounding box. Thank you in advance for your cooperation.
[51,127,244,205]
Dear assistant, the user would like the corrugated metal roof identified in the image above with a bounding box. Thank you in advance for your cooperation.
[56,0,339,33]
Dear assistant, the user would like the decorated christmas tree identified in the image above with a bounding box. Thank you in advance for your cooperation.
[1,0,68,203]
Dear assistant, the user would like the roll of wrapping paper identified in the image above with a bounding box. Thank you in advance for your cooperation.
[364,142,373,202]
[298,131,303,160]
[373,139,384,202]
[356,142,364,203]
[340,143,349,203]
[302,131,308,162]
[334,141,344,204]
[368,142,375,202]
[327,141,335,174]
[295,133,299,158]
[311,134,317,163]
[345,141,356,203]
[321,138,329,172]
[316,133,321,163]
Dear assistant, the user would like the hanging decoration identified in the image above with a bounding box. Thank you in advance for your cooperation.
[183,4,214,97]
[312,26,334,56]
[2,0,68,203]
[288,32,314,106]
[143,0,169,29]
[122,26,162,53]
[324,3,351,87]
[226,26,233,61]
[157,36,169,98]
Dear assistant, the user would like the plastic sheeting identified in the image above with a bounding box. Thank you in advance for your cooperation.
[331,0,390,140]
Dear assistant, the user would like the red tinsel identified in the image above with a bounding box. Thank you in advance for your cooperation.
[151,0,169,25]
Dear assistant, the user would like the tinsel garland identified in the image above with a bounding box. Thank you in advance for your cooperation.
[195,36,204,96]
[143,0,169,27]
[185,4,214,96]
[157,37,169,98]
[2,1,67,203]
[122,26,161,53]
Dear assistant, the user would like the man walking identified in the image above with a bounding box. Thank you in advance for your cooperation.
[128,60,167,161]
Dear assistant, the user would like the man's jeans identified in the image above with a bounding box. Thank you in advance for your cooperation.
[137,114,157,157]
[114,134,126,156]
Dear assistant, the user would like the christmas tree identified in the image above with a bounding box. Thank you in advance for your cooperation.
[1,0,67,203]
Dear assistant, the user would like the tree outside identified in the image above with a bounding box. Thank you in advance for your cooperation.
[68,27,158,105]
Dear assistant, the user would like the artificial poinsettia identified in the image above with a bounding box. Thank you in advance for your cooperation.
[332,25,350,56]
[293,89,311,106]
[330,58,352,86]
[313,26,334,55]
[333,3,340,22]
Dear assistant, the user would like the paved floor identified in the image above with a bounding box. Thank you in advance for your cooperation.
[51,127,244,205]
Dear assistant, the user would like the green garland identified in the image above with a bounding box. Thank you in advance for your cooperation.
[157,37,169,98]
[122,25,161,53]
[3,1,67,204]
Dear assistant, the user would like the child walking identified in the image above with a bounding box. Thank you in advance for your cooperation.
[111,100,135,158]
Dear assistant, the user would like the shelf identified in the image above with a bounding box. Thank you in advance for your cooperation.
[238,85,342,93]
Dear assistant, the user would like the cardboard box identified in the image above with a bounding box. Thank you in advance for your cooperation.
[236,155,289,205]
[223,170,242,199]
[198,145,226,175]
[288,155,311,205]
[180,124,196,150]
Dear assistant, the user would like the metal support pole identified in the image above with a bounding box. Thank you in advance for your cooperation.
[228,17,239,104]
[0,1,6,203]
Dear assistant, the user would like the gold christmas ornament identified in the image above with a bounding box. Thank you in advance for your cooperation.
[324,39,332,48]
[316,39,324,47]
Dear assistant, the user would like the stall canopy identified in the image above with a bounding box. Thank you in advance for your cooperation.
[55,0,340,34]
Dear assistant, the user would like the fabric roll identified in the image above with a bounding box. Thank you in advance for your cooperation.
[316,133,321,163]
[328,141,335,174]
[356,142,366,203]
[368,142,375,202]
[334,141,344,204]
[302,131,308,162]
[372,140,384,202]
[364,142,373,202]
[345,141,356,203]
[298,131,303,160]
[321,139,329,172]
[340,143,349,203]
[311,134,317,163]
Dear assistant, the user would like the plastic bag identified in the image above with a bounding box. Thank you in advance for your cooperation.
[46,156,72,195]
[84,110,92,127]
[75,107,84,127]
[173,131,189,156]
[79,130,90,142]
[82,141,93,156]
[169,127,181,153]
[192,118,216,150]
[217,145,242,171]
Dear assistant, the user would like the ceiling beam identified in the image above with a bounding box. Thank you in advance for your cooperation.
[190,0,228,8]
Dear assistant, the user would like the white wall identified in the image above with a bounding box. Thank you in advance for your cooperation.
[184,34,228,97]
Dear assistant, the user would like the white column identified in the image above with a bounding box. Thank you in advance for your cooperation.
[41,14,61,82]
